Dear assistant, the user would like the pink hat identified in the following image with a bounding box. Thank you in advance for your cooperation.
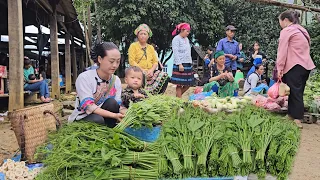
[172,23,191,36]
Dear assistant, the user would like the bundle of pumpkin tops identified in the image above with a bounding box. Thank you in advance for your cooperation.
[34,95,300,180]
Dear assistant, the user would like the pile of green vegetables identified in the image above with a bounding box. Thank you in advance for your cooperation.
[35,122,159,180]
[304,73,320,111]
[156,105,300,180]
[114,95,184,131]
[35,95,300,180]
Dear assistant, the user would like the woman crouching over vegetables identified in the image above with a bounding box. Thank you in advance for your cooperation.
[68,42,126,128]
[243,64,265,95]
[203,51,239,97]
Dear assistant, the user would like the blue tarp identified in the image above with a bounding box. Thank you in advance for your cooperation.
[124,126,161,142]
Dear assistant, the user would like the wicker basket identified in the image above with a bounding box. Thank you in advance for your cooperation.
[8,103,61,163]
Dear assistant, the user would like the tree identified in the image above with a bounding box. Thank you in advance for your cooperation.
[74,0,94,67]
[217,0,285,59]
[93,0,102,42]
[96,0,225,66]
[307,21,320,68]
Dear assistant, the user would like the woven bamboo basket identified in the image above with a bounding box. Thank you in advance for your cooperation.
[8,103,61,163]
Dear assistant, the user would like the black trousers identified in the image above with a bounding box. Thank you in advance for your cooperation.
[232,70,237,77]
[283,65,310,120]
[82,98,119,128]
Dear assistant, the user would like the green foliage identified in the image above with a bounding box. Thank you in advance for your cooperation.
[82,0,288,63]
[307,21,320,68]
[217,0,285,59]
[73,0,93,23]
[96,0,225,63]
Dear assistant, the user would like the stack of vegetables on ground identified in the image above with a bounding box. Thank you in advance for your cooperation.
[304,73,320,112]
[191,96,252,113]
[114,95,185,131]
[34,122,158,180]
[155,105,300,180]
[34,95,300,180]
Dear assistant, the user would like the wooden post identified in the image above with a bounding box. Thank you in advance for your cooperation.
[8,0,24,111]
[245,0,320,12]
[94,0,102,42]
[65,33,72,93]
[79,50,84,73]
[83,10,94,66]
[71,38,77,84]
[50,6,60,99]
[87,5,92,48]
[82,43,88,68]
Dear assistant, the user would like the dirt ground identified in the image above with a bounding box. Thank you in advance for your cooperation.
[1,83,320,179]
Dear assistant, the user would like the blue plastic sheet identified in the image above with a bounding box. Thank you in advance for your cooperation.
[124,126,161,142]
[189,91,214,101]
[252,84,269,94]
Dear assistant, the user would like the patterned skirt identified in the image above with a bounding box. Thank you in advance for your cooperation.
[171,63,195,86]
[145,70,170,95]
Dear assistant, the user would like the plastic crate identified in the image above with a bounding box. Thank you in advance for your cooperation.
[124,126,161,142]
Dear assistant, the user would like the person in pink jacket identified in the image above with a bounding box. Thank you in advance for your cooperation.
[277,10,315,128]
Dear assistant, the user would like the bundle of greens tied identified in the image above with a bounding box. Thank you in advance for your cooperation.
[155,105,300,180]
[304,73,320,111]
[35,95,300,180]
[34,122,158,180]
[114,95,185,131]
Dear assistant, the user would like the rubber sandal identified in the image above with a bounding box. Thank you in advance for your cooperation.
[294,119,303,129]
[283,115,293,120]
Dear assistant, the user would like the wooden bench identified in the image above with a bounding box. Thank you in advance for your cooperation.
[49,85,66,91]
[0,91,40,103]
[0,86,67,100]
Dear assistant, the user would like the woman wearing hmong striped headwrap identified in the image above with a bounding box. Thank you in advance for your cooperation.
[171,22,195,98]
[128,24,169,95]
[203,51,239,98]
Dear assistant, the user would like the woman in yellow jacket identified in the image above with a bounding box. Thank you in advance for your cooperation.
[128,24,169,94]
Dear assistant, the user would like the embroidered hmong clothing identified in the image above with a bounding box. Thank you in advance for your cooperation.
[203,81,239,98]
[121,87,148,108]
[171,63,195,86]
[145,70,169,95]
[68,70,122,123]
[203,64,239,97]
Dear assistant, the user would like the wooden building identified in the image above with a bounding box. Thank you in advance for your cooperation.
[1,0,85,111]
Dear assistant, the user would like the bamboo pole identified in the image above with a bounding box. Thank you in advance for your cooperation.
[65,33,72,93]
[245,0,320,13]
[83,8,94,66]
[94,0,102,42]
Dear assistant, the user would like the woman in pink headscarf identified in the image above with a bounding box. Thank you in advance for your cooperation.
[171,23,194,98]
